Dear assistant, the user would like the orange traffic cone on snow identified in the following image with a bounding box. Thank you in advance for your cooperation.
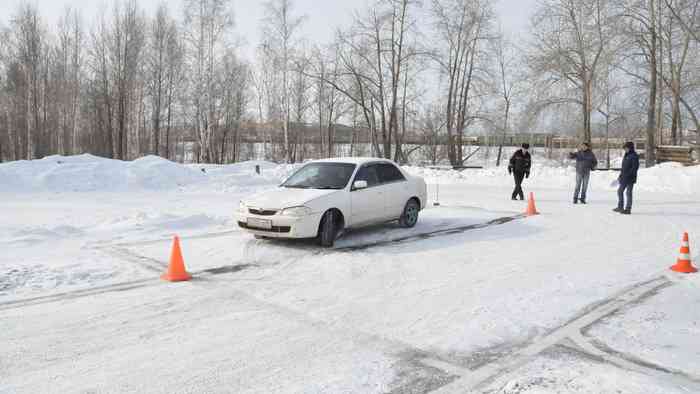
[525,192,540,216]
[670,232,697,273]
[161,236,192,282]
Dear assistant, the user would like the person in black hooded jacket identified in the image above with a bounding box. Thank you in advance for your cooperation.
[614,141,640,215]
[508,143,532,200]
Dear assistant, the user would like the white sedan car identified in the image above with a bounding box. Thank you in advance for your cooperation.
[235,158,427,247]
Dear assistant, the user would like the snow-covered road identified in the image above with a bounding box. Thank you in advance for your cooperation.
[2,155,700,393]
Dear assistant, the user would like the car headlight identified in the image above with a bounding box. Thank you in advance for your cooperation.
[279,206,313,217]
[239,201,247,212]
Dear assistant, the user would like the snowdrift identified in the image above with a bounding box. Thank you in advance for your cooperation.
[0,154,206,193]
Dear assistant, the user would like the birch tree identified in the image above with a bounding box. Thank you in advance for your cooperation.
[109,1,146,160]
[11,4,46,159]
[183,0,234,163]
[260,0,305,163]
[147,4,180,156]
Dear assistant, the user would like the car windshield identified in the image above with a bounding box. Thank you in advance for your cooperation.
[282,163,356,190]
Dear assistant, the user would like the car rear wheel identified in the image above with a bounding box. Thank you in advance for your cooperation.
[399,199,420,228]
[318,210,337,247]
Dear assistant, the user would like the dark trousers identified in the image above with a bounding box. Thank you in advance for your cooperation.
[512,172,525,200]
[574,171,590,201]
[617,182,634,210]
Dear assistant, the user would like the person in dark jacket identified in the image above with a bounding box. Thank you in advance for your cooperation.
[568,142,598,204]
[614,141,640,215]
[508,143,532,200]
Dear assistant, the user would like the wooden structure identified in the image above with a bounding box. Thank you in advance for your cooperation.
[656,145,697,165]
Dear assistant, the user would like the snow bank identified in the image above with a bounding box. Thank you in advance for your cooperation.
[0,154,206,193]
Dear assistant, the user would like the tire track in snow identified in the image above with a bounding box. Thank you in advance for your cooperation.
[97,245,167,273]
[427,275,700,393]
[0,263,261,312]
[0,278,156,311]
[333,215,525,252]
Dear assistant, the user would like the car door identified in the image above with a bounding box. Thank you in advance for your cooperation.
[376,163,409,219]
[349,164,386,227]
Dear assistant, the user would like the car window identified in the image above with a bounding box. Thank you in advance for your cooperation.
[377,163,406,183]
[281,163,356,189]
[354,165,380,188]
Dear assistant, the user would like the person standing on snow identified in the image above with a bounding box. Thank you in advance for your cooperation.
[568,142,598,204]
[508,143,532,200]
[614,141,640,215]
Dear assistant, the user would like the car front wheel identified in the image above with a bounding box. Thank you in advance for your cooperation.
[399,199,420,228]
[318,210,337,247]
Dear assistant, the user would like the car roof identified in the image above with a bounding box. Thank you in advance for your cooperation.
[309,157,397,166]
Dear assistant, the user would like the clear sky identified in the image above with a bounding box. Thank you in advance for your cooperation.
[0,0,537,57]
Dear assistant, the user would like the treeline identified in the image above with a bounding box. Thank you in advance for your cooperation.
[0,0,698,167]
[0,0,248,164]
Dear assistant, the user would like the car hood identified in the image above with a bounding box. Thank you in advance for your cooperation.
[244,187,340,210]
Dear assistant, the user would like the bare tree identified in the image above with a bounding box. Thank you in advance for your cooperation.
[617,0,666,165]
[108,1,146,160]
[260,0,305,163]
[163,19,184,160]
[10,4,47,160]
[432,0,493,166]
[313,0,418,160]
[183,0,235,163]
[530,0,615,144]
[0,25,8,161]
[417,105,446,165]
[309,45,347,159]
[147,3,180,156]
[492,31,524,167]
[663,0,700,43]
[52,7,83,156]
[661,0,697,144]
[289,48,313,161]
[251,45,282,160]
[88,9,115,157]
[218,50,249,163]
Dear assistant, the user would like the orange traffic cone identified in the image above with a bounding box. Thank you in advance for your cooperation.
[161,236,192,281]
[670,232,697,273]
[525,192,539,216]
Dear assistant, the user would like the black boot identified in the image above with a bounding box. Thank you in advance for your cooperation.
[580,199,586,204]
[613,207,623,213]
[573,198,578,204]
[621,209,631,215]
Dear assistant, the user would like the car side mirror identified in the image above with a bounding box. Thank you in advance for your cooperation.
[353,180,368,190]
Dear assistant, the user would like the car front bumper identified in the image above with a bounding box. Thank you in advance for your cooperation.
[234,210,323,239]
